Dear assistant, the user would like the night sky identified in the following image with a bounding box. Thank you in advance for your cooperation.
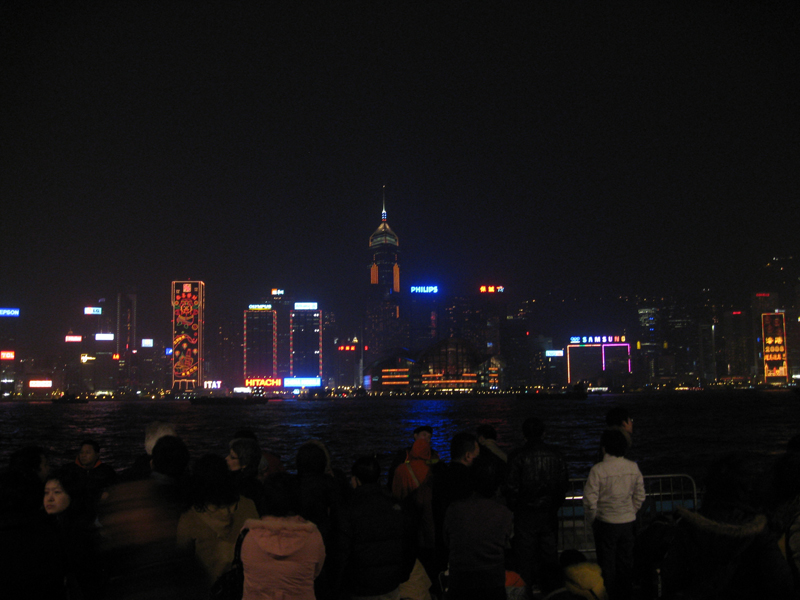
[2,1,798,355]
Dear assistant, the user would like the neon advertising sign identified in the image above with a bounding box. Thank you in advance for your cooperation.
[245,378,282,387]
[570,335,626,344]
[0,351,14,360]
[65,335,82,342]
[410,286,438,294]
[84,307,102,315]
[479,286,504,293]
[0,308,20,317]
[762,312,788,382]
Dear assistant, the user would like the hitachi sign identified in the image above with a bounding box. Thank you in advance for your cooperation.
[245,378,282,387]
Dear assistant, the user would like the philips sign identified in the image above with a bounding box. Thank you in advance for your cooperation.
[410,286,438,294]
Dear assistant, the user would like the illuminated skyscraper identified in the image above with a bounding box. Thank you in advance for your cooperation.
[291,303,323,379]
[244,305,277,380]
[365,195,406,363]
[172,281,204,391]
[368,193,400,297]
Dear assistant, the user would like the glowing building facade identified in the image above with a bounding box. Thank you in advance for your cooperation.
[365,198,406,363]
[291,303,323,379]
[172,281,204,390]
[244,305,277,380]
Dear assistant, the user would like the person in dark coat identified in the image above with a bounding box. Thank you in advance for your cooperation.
[63,438,118,508]
[337,455,415,599]
[504,417,569,597]
[443,453,513,600]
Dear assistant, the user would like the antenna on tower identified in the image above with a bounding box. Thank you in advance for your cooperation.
[381,185,387,222]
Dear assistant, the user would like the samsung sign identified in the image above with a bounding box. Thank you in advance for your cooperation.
[410,286,438,294]
[570,335,627,344]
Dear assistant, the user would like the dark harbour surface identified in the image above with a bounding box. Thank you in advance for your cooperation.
[1,389,799,484]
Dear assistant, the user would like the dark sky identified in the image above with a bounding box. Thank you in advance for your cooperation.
[2,1,799,353]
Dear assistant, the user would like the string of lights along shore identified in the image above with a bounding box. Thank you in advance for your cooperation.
[0,200,797,399]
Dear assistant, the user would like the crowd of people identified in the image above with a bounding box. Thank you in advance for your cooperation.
[1,408,799,600]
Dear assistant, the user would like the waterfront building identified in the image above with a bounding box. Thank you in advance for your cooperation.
[244,305,277,380]
[291,302,323,379]
[172,281,205,391]
[364,197,406,364]
[567,334,631,387]
[332,337,364,388]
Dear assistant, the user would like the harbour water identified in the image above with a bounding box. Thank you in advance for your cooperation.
[1,389,798,484]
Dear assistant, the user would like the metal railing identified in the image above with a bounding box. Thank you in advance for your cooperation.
[558,473,698,554]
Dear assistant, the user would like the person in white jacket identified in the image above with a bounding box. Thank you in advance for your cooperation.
[582,429,645,600]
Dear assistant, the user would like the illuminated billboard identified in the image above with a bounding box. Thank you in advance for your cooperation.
[141,339,153,348]
[479,286,504,293]
[248,304,272,310]
[84,307,102,315]
[95,333,114,341]
[410,286,439,294]
[294,302,318,310]
[762,312,788,382]
[245,378,282,387]
[545,350,564,357]
[65,335,82,343]
[0,351,14,360]
[0,308,20,317]
[570,335,626,344]
[284,377,321,387]
[567,338,631,384]
[172,281,205,390]
[29,380,53,388]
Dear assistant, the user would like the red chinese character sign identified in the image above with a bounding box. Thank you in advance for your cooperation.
[762,313,788,383]
[172,281,205,390]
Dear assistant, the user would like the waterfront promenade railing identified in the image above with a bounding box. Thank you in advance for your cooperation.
[558,473,698,555]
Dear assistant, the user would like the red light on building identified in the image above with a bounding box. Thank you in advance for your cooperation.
[0,351,14,360]
[732,311,742,315]
[756,293,771,297]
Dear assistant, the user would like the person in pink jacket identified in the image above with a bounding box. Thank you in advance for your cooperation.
[241,473,325,600]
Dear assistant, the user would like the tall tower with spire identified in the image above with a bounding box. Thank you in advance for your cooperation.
[368,188,401,297]
[364,188,407,366]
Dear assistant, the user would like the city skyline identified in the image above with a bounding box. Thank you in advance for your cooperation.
[2,2,798,361]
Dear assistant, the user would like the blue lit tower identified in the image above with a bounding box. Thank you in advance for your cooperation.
[364,191,407,363]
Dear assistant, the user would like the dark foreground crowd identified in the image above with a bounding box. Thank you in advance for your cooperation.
[1,408,800,600]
